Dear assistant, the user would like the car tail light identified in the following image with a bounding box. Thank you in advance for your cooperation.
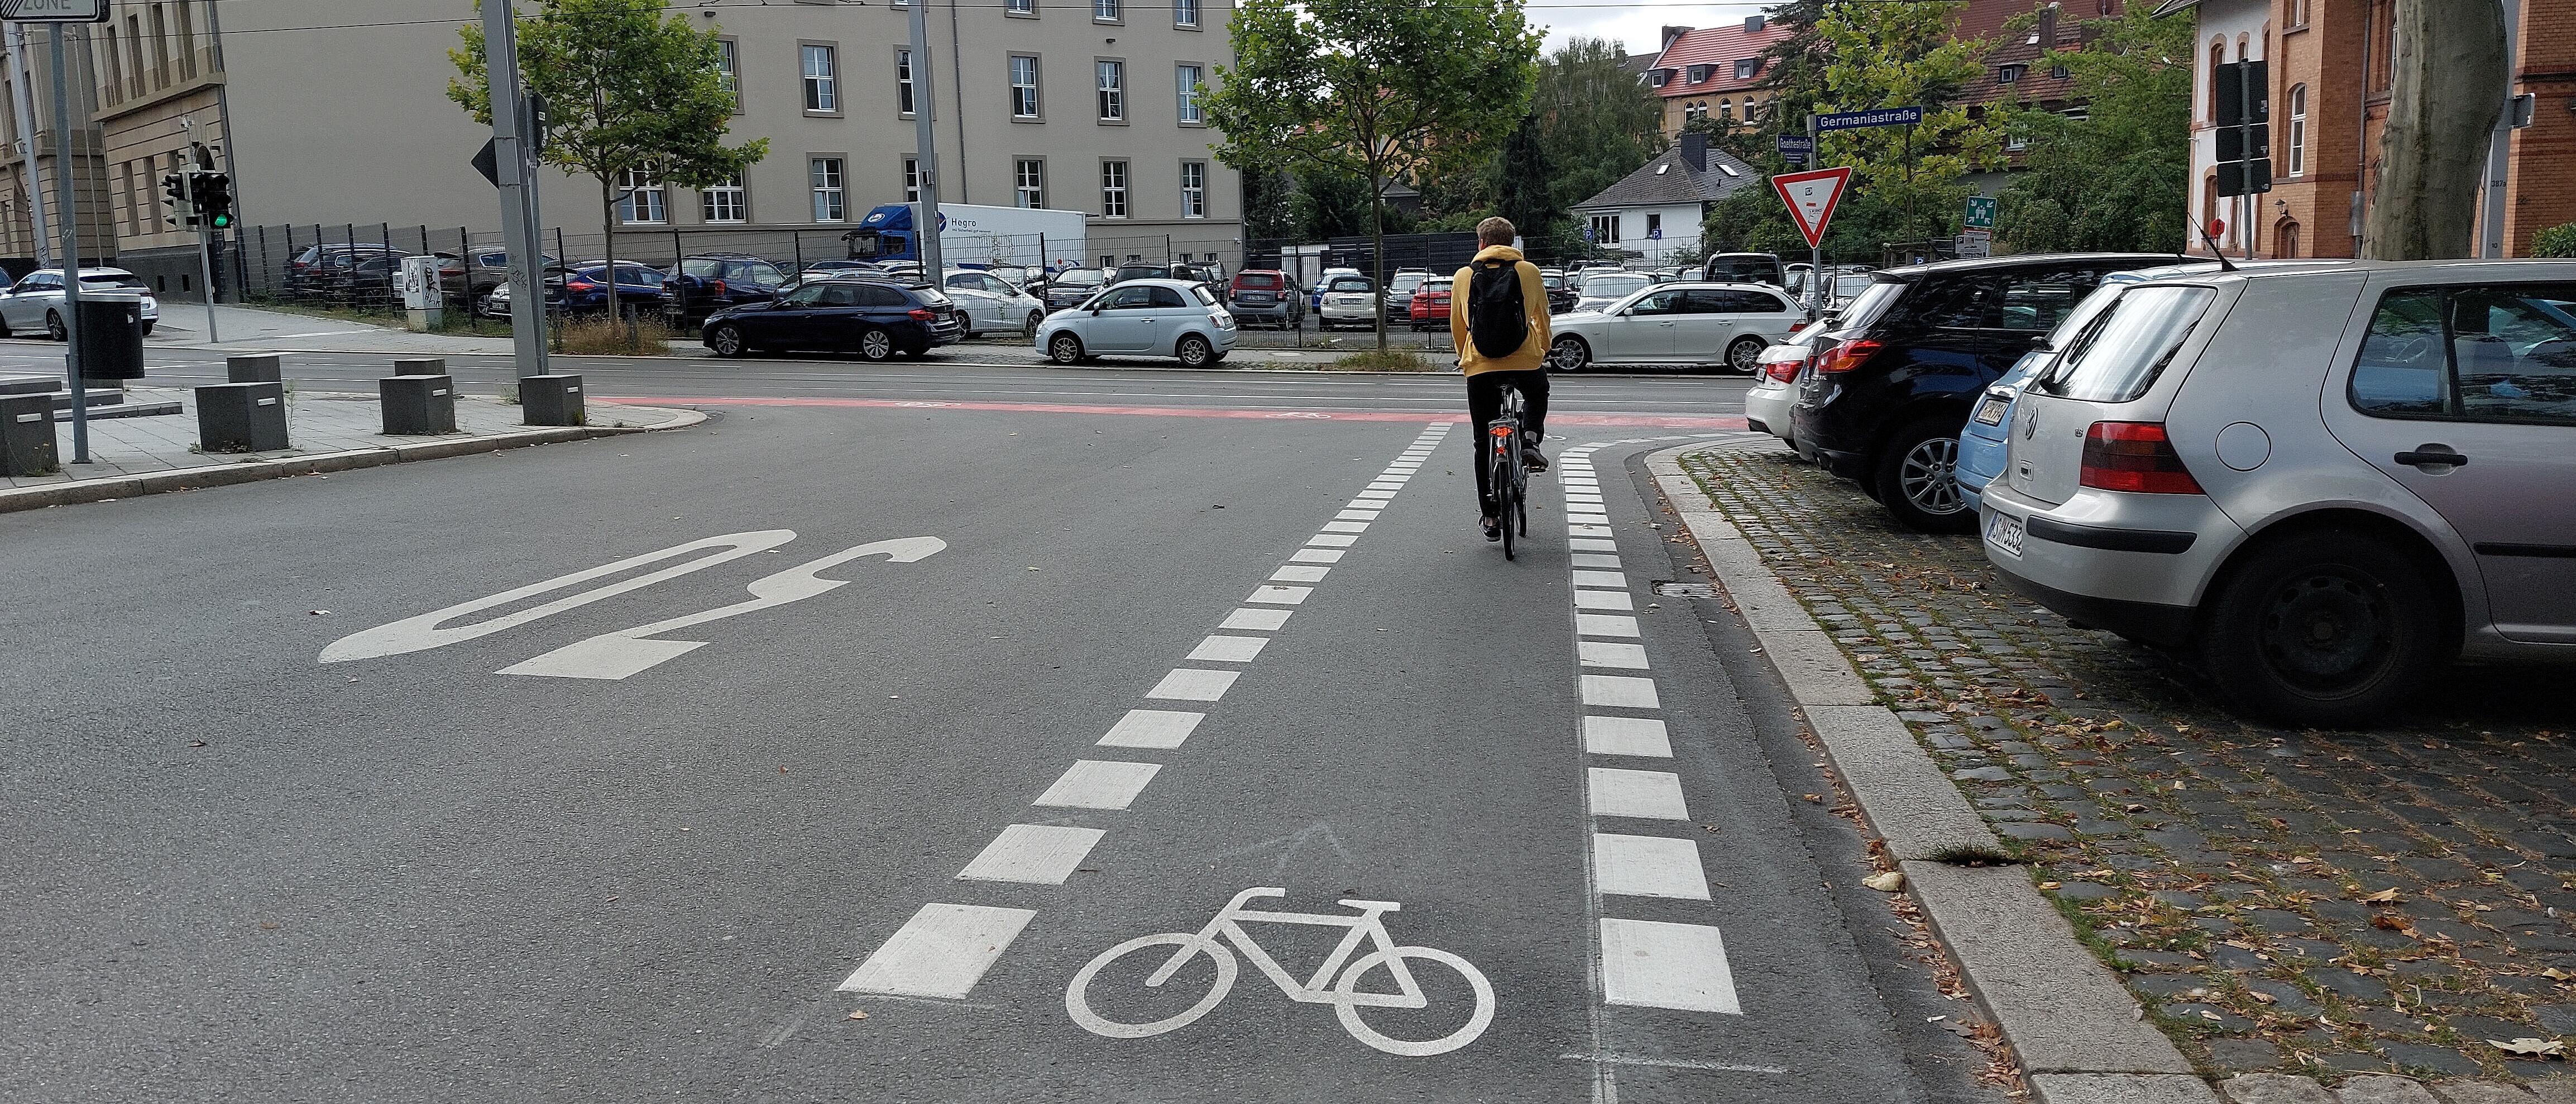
[709,280,727,297]
[566,278,595,290]
[1787,321,1807,334]
[2079,422,2204,495]
[1817,339,1879,374]
[1763,357,1801,383]
[908,308,938,322]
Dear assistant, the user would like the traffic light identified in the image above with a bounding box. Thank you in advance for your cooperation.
[160,173,194,227]
[194,172,233,230]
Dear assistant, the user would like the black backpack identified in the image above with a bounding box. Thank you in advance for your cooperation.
[1466,259,1528,360]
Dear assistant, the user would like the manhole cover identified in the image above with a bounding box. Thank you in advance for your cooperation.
[1652,581,1717,598]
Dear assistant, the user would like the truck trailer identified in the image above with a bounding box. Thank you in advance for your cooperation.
[845,203,1088,272]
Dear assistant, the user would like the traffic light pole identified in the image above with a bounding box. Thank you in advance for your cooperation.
[481,0,548,379]
[46,23,85,463]
[180,159,218,342]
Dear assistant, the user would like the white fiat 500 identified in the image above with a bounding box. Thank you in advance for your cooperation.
[1978,260,2576,727]
[1035,278,1237,367]
[1546,282,1803,373]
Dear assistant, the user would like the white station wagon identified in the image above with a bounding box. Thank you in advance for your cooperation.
[1546,281,1803,373]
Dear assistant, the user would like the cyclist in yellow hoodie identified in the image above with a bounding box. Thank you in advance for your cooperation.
[1450,216,1553,541]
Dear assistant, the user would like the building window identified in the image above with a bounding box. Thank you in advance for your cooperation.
[1734,58,1759,80]
[1648,69,1669,88]
[1097,60,1124,121]
[901,157,920,203]
[176,1,197,79]
[715,40,740,112]
[2050,64,2070,80]
[1011,55,1041,118]
[702,178,746,223]
[1588,213,1619,244]
[1094,0,1120,21]
[1174,0,1198,27]
[617,166,667,224]
[804,44,839,112]
[1101,160,1128,218]
[1176,64,1204,124]
[1996,64,2026,84]
[124,15,145,97]
[1645,212,1662,238]
[812,156,846,222]
[1687,64,1712,83]
[1007,0,1034,13]
[1180,161,1206,218]
[2207,40,2224,121]
[1016,159,1046,208]
[149,4,170,87]
[2287,83,2307,177]
[1719,99,1732,121]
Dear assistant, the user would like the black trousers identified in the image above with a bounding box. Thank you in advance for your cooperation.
[1465,368,1550,515]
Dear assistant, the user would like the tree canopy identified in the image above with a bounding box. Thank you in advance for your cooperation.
[1991,5,2193,254]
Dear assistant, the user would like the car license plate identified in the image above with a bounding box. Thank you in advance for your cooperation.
[1985,510,2024,557]
[1973,395,2010,426]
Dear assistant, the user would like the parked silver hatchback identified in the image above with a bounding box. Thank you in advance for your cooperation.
[1978,261,2576,726]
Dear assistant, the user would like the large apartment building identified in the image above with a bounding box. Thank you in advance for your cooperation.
[0,0,1243,298]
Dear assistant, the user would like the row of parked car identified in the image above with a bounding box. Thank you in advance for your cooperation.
[1740,251,2576,727]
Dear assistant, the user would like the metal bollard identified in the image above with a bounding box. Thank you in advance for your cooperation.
[519,374,585,427]
[0,392,58,475]
[195,382,289,452]
[226,354,281,383]
[392,357,446,376]
[379,374,457,434]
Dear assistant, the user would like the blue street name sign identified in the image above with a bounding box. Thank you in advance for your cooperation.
[1816,106,1924,132]
[1776,134,1814,156]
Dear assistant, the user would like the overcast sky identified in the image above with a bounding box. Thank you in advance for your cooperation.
[1531,1,1779,55]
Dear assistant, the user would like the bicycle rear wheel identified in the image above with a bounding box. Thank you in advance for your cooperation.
[1492,439,1520,561]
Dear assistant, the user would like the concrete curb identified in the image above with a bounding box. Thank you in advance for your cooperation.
[0,406,706,515]
[1643,442,2213,1104]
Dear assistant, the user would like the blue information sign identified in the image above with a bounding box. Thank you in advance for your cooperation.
[1775,135,1813,155]
[1816,106,1924,132]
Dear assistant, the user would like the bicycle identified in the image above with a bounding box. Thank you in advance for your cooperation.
[1065,887,1496,1057]
[1487,384,1531,560]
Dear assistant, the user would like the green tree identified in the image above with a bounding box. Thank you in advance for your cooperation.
[1241,165,1298,242]
[1815,0,2002,246]
[1533,37,1668,223]
[450,0,766,319]
[1205,0,1541,349]
[1290,167,1375,240]
[1992,6,2193,254]
[1494,114,1564,255]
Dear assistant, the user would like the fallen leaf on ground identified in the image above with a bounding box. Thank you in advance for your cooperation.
[847,1010,869,1021]
[2037,881,2061,890]
[2361,888,2401,904]
[1864,872,1905,892]
[1802,794,1823,803]
[2489,1038,2564,1058]
[2543,967,2574,982]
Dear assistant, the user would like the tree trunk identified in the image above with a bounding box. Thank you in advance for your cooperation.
[1368,166,1387,353]
[2364,0,2510,260]
[598,175,623,324]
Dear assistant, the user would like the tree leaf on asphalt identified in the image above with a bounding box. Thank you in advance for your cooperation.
[1863,872,1905,892]
[2361,888,2401,904]
[847,1010,869,1021]
[1801,794,1823,803]
[2544,967,2574,981]
[2488,1037,2564,1058]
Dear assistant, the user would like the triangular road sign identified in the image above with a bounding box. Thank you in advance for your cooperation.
[1771,166,1854,248]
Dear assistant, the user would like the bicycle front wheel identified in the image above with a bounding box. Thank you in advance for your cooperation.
[1065,933,1238,1039]
[1330,945,1497,1057]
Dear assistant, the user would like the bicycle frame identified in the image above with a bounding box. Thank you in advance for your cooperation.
[1145,887,1428,1010]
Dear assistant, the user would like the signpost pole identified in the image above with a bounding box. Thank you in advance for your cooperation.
[181,149,217,341]
[6,22,50,269]
[1806,112,1822,317]
[45,22,84,462]
[481,0,547,379]
[906,0,945,279]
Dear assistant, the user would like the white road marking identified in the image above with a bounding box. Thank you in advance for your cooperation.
[1147,668,1239,701]
[1573,590,1635,611]
[1188,634,1270,662]
[1598,919,1742,1014]
[1581,674,1660,709]
[1321,520,1370,534]
[1221,607,1294,630]
[839,903,1037,998]
[1307,534,1359,547]
[1578,641,1650,669]
[1583,716,1672,757]
[1035,760,1164,810]
[1577,613,1640,638]
[1588,768,1691,820]
[1593,833,1712,900]
[1098,709,1204,749]
[958,824,1107,884]
[1570,570,1627,589]
[1568,514,1612,527]
[1334,510,1379,521]
[1570,524,1614,539]
[1270,565,1330,584]
[1248,585,1313,604]
[1289,549,1346,565]
[1570,538,1618,553]
[1571,553,1622,569]
[1355,490,1397,500]
[1560,1054,1787,1074]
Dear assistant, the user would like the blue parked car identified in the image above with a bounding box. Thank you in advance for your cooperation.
[553,262,667,314]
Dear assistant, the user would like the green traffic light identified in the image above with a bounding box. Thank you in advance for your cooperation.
[210,213,232,228]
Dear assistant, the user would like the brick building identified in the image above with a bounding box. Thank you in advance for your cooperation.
[2159,0,2576,259]
[1640,16,1794,139]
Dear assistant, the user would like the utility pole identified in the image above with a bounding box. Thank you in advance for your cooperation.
[180,123,217,340]
[47,23,84,463]
[906,0,945,278]
[481,0,548,377]
[1806,110,1822,317]
[6,23,51,268]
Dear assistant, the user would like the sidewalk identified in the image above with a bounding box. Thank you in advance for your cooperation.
[1665,441,2576,1101]
[3,384,700,511]
[145,304,551,357]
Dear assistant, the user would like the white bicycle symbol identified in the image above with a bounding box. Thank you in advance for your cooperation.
[1065,887,1495,1057]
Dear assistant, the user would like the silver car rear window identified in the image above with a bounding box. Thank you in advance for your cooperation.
[2039,285,2217,403]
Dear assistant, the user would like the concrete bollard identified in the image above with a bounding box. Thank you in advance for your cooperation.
[196,382,289,452]
[226,354,282,384]
[379,374,456,435]
[0,392,58,475]
[392,357,446,376]
[520,374,585,427]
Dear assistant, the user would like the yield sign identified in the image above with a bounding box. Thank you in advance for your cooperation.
[1771,166,1854,249]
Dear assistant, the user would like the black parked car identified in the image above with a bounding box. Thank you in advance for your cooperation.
[662,253,792,323]
[700,278,962,361]
[1045,267,1109,311]
[1788,253,2168,533]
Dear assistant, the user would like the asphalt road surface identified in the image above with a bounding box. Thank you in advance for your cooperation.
[1,364,2000,1102]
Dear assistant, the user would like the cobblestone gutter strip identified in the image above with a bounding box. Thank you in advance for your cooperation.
[0,408,707,515]
[1653,442,2576,1103]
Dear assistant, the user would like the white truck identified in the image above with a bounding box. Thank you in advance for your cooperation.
[846,202,1088,271]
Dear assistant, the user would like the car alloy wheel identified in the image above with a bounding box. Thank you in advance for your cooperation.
[708,324,746,357]
[1549,336,1589,372]
[45,311,65,342]
[1727,337,1766,375]
[858,328,896,362]
[1023,311,1044,340]
[1898,437,1963,517]
[1049,333,1086,365]
[1177,336,1213,369]
[1873,415,1977,533]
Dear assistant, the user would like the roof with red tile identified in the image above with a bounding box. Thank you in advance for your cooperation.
[1646,19,1797,99]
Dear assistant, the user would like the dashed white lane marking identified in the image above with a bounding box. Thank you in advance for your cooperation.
[1578,641,1651,669]
[1593,833,1712,900]
[1598,918,1742,1014]
[1098,709,1204,749]
[1577,613,1640,638]
[1289,549,1346,565]
[1322,520,1371,534]
[958,824,1107,883]
[1146,668,1239,701]
[1588,768,1692,820]
[1573,590,1636,611]
[838,904,1037,997]
[1571,553,1622,569]
[1334,509,1378,521]
[1270,565,1331,584]
[1248,584,1314,604]
[1354,489,1397,500]
[1570,524,1615,539]
[1306,534,1359,548]
[1569,538,1619,553]
[1034,760,1164,810]
[1583,716,1673,758]
[1571,570,1628,589]
[1221,607,1295,630]
[1559,1053,1786,1074]
[1188,634,1270,662]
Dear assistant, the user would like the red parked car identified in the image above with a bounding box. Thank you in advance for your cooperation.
[1407,276,1452,331]
[1225,269,1303,328]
